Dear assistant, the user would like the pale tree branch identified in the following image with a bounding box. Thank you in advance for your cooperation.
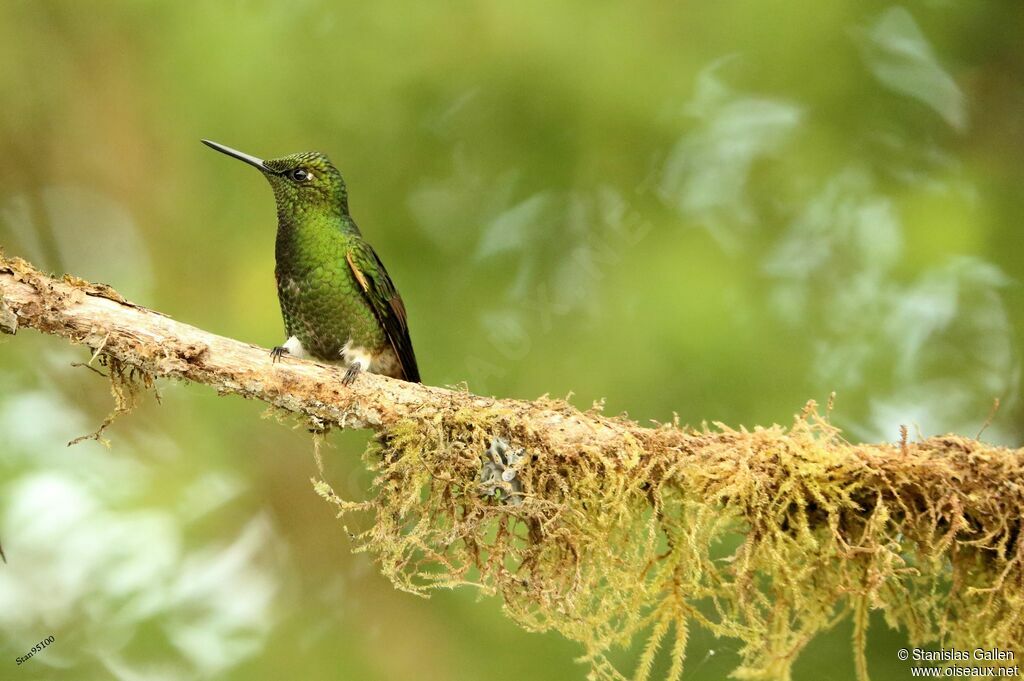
[2,253,1023,681]
[0,253,640,450]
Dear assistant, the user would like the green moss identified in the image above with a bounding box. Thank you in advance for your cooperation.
[68,354,151,447]
[312,401,1022,680]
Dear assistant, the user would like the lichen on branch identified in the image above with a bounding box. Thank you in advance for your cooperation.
[2,253,1021,681]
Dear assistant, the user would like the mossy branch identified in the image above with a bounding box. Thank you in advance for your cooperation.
[2,253,1022,681]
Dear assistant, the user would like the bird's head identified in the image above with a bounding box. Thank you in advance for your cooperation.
[203,140,349,216]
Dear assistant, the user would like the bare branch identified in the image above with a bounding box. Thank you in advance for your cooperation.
[0,254,640,450]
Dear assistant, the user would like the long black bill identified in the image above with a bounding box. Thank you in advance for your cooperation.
[201,139,266,170]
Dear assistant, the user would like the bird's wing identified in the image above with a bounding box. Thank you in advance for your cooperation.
[346,243,420,382]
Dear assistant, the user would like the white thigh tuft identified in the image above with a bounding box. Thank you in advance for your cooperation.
[341,341,372,371]
[283,335,308,358]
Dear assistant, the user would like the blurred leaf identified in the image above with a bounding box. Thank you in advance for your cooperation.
[855,6,967,130]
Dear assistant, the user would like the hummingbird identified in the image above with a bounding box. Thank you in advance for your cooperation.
[203,140,420,384]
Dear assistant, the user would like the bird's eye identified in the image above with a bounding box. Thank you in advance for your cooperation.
[290,168,310,182]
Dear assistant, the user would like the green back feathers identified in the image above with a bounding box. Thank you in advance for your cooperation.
[346,240,421,382]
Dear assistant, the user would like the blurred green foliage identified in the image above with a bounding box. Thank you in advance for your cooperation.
[0,1,1021,680]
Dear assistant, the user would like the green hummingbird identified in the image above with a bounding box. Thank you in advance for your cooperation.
[203,140,420,384]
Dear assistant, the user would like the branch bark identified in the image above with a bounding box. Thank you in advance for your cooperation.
[0,254,645,450]
[0,252,1016,461]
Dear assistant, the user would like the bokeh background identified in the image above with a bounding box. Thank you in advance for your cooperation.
[1,1,1022,680]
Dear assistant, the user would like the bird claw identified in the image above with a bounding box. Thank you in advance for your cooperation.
[270,346,289,363]
[342,363,361,386]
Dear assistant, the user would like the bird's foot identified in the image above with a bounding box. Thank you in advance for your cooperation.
[270,346,290,363]
[342,363,362,386]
